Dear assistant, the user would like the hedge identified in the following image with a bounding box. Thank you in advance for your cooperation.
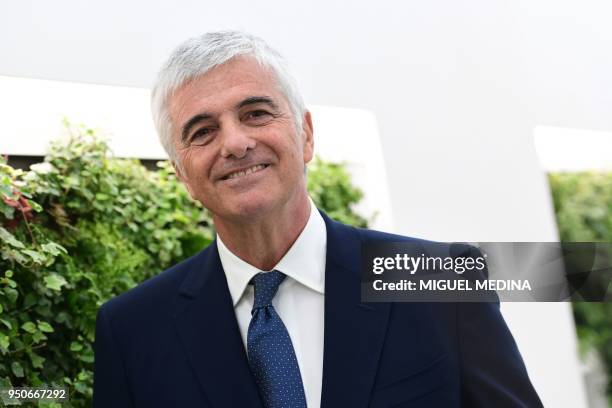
[0,125,368,407]
[549,171,612,404]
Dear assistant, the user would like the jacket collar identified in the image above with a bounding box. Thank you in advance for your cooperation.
[319,211,391,408]
[174,241,264,408]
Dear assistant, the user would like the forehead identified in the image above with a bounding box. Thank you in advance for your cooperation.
[168,56,286,123]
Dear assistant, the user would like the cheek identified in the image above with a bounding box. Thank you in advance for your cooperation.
[289,142,307,169]
[180,150,212,185]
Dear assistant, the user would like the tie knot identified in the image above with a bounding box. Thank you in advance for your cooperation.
[251,270,286,310]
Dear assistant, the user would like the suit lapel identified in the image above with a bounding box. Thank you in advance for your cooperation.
[320,212,391,408]
[173,242,263,408]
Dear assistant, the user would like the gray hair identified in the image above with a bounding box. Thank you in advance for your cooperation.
[151,30,306,164]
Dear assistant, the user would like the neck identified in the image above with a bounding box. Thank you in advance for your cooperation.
[214,191,311,271]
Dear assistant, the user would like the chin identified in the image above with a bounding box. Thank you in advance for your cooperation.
[224,193,281,220]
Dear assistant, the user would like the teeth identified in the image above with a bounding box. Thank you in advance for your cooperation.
[226,164,267,180]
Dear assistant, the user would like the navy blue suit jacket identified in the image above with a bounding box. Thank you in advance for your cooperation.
[93,211,543,407]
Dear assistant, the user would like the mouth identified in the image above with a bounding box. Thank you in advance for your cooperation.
[221,163,270,181]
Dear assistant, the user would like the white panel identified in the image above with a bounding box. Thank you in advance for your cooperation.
[535,126,612,171]
[0,76,163,159]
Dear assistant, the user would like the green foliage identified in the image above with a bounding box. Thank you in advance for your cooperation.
[0,125,213,407]
[308,156,370,228]
[0,125,368,407]
[548,172,612,402]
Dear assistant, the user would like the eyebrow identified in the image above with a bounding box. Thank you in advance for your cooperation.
[236,95,279,111]
[180,95,280,144]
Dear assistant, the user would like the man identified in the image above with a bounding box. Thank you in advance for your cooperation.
[93,31,542,407]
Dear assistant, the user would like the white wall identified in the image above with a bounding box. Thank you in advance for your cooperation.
[3,1,611,406]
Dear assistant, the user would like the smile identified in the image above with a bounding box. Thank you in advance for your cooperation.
[222,164,270,180]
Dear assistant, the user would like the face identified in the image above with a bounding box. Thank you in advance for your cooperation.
[168,56,314,223]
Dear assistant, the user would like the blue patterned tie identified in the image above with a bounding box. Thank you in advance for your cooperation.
[247,271,307,408]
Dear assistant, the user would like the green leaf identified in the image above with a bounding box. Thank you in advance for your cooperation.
[0,318,12,330]
[29,352,45,369]
[43,274,67,291]
[31,331,47,343]
[74,381,88,394]
[55,311,69,324]
[24,293,37,309]
[37,321,54,333]
[0,205,15,219]
[79,351,94,363]
[2,248,27,264]
[0,376,11,389]
[41,242,67,256]
[0,183,12,197]
[77,370,89,381]
[69,342,83,352]
[21,321,37,334]
[30,162,54,174]
[0,227,25,249]
[11,361,24,377]
[4,288,18,304]
[22,249,46,264]
[0,333,9,350]
[29,201,42,212]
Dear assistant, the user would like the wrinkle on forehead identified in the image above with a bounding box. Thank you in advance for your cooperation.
[169,57,278,114]
[167,56,290,143]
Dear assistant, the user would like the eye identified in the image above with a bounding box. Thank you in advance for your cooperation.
[189,127,215,146]
[244,110,273,125]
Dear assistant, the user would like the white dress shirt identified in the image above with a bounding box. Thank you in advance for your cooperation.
[217,198,326,408]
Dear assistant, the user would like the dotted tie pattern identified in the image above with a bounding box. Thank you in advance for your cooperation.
[247,271,307,408]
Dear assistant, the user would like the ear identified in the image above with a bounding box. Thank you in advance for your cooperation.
[301,110,314,164]
[172,160,195,199]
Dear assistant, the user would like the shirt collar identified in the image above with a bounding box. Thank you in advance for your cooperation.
[217,197,327,307]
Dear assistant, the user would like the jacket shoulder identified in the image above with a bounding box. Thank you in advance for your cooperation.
[354,225,434,244]
[352,225,481,257]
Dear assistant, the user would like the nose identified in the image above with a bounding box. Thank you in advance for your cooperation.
[219,120,256,159]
